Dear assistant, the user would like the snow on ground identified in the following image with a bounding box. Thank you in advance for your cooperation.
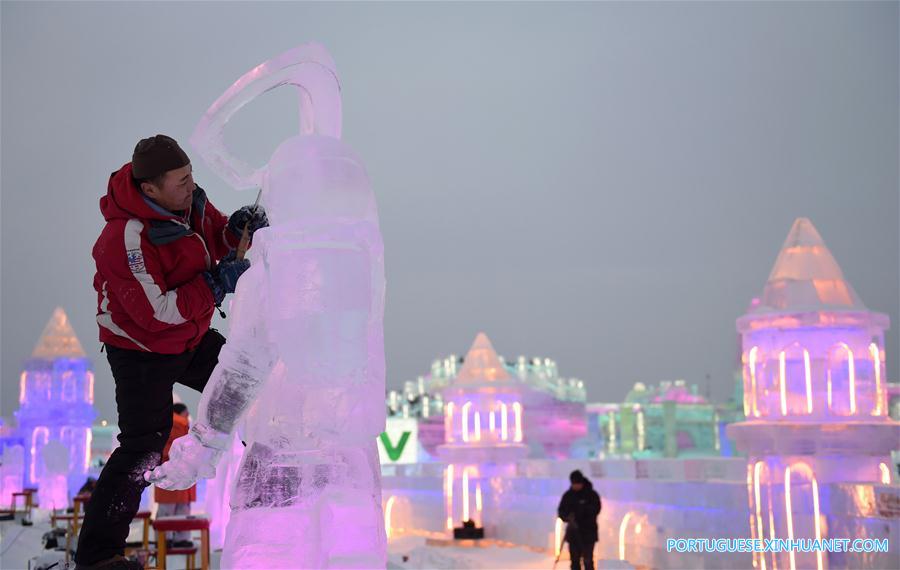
[2,512,629,570]
[387,534,634,570]
[387,535,554,569]
[1,518,53,570]
[0,510,219,570]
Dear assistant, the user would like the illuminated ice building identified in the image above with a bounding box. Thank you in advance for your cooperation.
[728,218,899,570]
[436,334,529,536]
[15,308,96,501]
[381,220,898,568]
[386,335,587,460]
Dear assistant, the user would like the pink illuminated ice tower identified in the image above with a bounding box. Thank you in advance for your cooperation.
[728,218,899,570]
[15,308,95,504]
[438,333,528,536]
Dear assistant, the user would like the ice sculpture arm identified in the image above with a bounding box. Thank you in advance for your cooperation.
[147,261,277,489]
[97,222,215,332]
[190,43,342,190]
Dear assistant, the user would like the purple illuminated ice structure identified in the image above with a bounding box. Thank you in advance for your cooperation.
[159,44,386,568]
[15,308,95,499]
[438,334,529,534]
[728,218,899,570]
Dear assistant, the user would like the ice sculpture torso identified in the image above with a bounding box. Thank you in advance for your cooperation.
[190,46,386,569]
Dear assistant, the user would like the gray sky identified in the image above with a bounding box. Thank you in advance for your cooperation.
[2,1,898,423]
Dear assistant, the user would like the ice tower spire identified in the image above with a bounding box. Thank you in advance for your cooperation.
[754,217,865,313]
[31,307,85,359]
[456,332,511,383]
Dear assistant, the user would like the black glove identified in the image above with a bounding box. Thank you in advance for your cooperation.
[203,251,250,305]
[227,205,268,240]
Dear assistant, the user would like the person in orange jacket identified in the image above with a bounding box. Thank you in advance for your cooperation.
[155,403,196,547]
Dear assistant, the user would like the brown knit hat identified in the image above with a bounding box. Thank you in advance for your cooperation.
[131,134,190,179]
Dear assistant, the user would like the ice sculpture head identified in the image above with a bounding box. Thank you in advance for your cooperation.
[265,134,376,227]
[190,43,342,191]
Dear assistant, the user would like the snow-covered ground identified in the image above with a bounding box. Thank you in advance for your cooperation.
[387,535,632,570]
[1,512,631,570]
[0,510,216,570]
[387,535,556,570]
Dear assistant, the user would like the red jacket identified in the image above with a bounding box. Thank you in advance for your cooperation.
[155,413,196,504]
[93,162,238,353]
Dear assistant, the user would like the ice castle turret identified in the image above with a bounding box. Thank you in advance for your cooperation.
[438,333,528,465]
[438,333,528,535]
[728,218,899,570]
[15,308,96,495]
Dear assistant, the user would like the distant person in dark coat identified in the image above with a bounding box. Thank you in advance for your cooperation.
[557,469,602,570]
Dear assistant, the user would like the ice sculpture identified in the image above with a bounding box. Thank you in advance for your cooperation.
[728,218,899,570]
[147,44,386,569]
[15,308,95,493]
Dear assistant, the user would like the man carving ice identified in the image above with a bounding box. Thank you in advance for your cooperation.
[146,44,387,568]
[76,135,267,569]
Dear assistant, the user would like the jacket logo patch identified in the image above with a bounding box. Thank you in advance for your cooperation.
[126,249,146,273]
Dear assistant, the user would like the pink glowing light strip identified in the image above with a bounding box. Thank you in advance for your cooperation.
[475,482,482,526]
[749,347,760,418]
[462,402,472,442]
[84,428,93,471]
[803,349,813,414]
[753,462,767,570]
[842,344,857,414]
[513,402,523,442]
[870,343,883,416]
[462,468,470,522]
[384,495,396,539]
[445,402,455,443]
[779,351,787,416]
[618,512,633,561]
[445,465,454,530]
[747,464,759,569]
[785,463,823,570]
[784,467,798,570]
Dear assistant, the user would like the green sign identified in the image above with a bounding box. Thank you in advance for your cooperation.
[379,431,411,462]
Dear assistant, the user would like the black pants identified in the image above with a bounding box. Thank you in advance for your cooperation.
[75,329,226,565]
[568,537,596,570]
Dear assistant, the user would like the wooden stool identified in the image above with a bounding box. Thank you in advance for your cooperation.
[11,489,34,513]
[50,493,91,533]
[152,516,210,570]
[51,512,82,530]
[71,493,91,536]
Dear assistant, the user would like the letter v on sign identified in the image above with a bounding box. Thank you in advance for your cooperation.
[379,431,411,462]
